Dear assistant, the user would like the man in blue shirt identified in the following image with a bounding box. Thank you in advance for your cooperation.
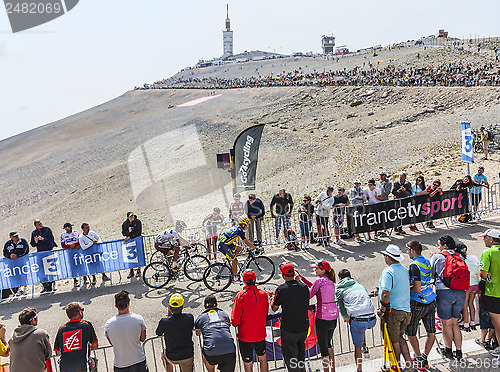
[471,166,489,216]
[378,244,411,368]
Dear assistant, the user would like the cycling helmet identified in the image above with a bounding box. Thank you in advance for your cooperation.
[238,216,250,226]
[176,220,187,229]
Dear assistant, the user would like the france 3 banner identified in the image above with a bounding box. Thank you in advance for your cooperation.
[233,124,265,193]
[265,308,319,360]
[461,121,474,163]
[346,190,468,234]
[0,237,145,290]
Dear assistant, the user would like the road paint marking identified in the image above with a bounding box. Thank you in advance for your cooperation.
[176,94,222,107]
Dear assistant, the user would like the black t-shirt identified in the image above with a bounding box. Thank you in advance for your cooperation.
[273,280,310,333]
[298,203,314,221]
[333,195,349,214]
[409,263,421,283]
[156,313,194,361]
[54,319,98,372]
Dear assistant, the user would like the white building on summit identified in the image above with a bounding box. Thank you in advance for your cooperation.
[223,4,233,58]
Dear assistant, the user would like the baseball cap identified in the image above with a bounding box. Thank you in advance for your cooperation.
[169,294,184,308]
[9,231,19,237]
[380,171,388,175]
[63,222,73,228]
[242,269,256,285]
[381,244,404,262]
[354,179,361,184]
[310,260,331,271]
[326,186,334,191]
[204,294,217,307]
[368,179,375,185]
[479,229,500,238]
[280,262,295,275]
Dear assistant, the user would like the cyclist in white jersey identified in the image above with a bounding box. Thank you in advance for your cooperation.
[154,220,189,269]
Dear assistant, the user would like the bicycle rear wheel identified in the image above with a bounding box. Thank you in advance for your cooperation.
[184,254,211,282]
[143,262,171,289]
[203,263,232,292]
[245,256,275,285]
[190,242,206,253]
[149,250,164,264]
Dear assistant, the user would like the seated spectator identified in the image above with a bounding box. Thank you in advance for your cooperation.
[298,195,314,249]
[3,231,29,298]
[79,223,110,283]
[332,188,349,246]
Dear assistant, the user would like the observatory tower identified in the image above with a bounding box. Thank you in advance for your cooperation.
[223,4,233,58]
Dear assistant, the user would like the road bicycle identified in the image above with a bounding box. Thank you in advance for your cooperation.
[143,243,210,288]
[202,246,275,292]
[149,242,206,263]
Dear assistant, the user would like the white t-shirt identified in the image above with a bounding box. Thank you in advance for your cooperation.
[365,187,382,205]
[155,228,179,244]
[61,230,80,247]
[315,191,334,217]
[465,255,480,286]
[105,313,147,368]
[78,231,102,250]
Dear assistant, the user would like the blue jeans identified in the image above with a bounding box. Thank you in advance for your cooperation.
[299,220,312,238]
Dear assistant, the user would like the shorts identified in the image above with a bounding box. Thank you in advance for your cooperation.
[467,284,480,292]
[436,289,466,320]
[479,306,494,330]
[161,352,193,372]
[205,225,218,238]
[275,214,290,231]
[203,352,236,372]
[218,242,236,261]
[349,315,376,347]
[238,339,266,363]
[332,214,345,228]
[482,295,500,314]
[315,318,337,356]
[299,220,312,237]
[382,309,411,345]
[316,215,329,227]
[405,300,436,336]
[483,140,491,149]
[114,360,148,372]
[471,193,482,207]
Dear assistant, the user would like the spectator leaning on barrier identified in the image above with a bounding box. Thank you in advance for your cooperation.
[61,222,84,286]
[54,302,98,372]
[79,223,110,283]
[409,176,427,232]
[30,219,57,293]
[270,263,310,372]
[231,269,269,372]
[298,195,314,249]
[479,229,500,358]
[403,241,436,370]
[122,212,143,279]
[350,179,366,243]
[378,245,411,368]
[229,193,245,226]
[244,194,265,245]
[332,188,349,246]
[105,290,147,372]
[3,231,29,298]
[392,172,412,235]
[471,166,489,216]
[315,187,334,247]
[270,188,294,245]
[425,179,443,228]
[9,307,52,372]
[156,294,194,372]
[365,179,383,240]
[335,269,376,372]
[376,171,392,202]
[196,294,236,372]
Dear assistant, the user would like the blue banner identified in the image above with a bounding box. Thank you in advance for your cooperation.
[0,237,145,290]
[461,121,474,163]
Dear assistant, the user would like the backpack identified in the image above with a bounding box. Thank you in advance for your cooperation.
[285,229,299,251]
[486,130,494,141]
[457,213,472,223]
[441,251,470,290]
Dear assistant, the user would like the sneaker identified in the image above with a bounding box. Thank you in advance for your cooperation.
[373,235,379,241]
[463,325,471,332]
[362,346,369,358]
[135,269,141,277]
[83,277,88,285]
[127,270,134,279]
[491,347,500,357]
[437,347,453,360]
[421,355,429,368]
[399,229,407,235]
[316,242,323,246]
[171,265,182,271]
[378,231,387,237]
[102,274,111,281]
[355,237,362,243]
[91,277,97,285]
[454,350,463,360]
[17,289,24,296]
[232,277,243,285]
[275,238,280,245]
[470,323,477,331]
[337,239,346,246]
[73,279,78,286]
[412,356,425,371]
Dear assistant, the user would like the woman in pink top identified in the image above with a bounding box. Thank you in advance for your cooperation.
[296,260,339,372]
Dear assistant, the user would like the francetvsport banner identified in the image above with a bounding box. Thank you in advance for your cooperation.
[0,237,145,290]
[345,190,468,234]
[233,124,265,193]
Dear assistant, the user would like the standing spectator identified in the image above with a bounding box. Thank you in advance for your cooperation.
[3,231,29,297]
[378,245,411,367]
[61,222,84,286]
[30,219,57,293]
[231,270,269,372]
[202,208,225,261]
[0,324,8,357]
[455,243,480,333]
[315,187,334,247]
[431,235,466,360]
[350,180,366,243]
[296,260,339,372]
[105,290,147,372]
[365,180,383,240]
[54,302,98,372]
[479,229,500,358]
[403,241,436,370]
[476,289,498,351]
[479,126,491,160]
[270,188,294,245]
[9,307,52,372]
[122,212,143,279]
[451,175,481,193]
[376,171,392,202]
[409,176,427,232]
[156,294,194,372]
[229,193,245,226]
[425,179,444,228]
[298,195,314,249]
[270,263,310,372]
[195,294,236,372]
[79,223,110,283]
[471,166,489,216]
[244,194,265,245]
[332,188,349,246]
[392,173,412,235]
[335,269,376,372]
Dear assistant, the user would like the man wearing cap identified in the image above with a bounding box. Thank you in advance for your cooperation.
[3,231,29,298]
[270,263,310,372]
[122,211,143,279]
[30,219,57,293]
[156,294,194,372]
[376,172,392,202]
[270,188,294,245]
[196,295,236,372]
[378,245,411,367]
[61,223,84,286]
[392,173,412,235]
[231,270,269,372]
[315,187,335,247]
[350,180,367,243]
[244,194,265,245]
[479,229,500,358]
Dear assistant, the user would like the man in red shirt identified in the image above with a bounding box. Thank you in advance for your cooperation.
[231,270,269,372]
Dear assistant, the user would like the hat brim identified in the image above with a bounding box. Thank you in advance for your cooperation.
[382,251,404,262]
[479,233,487,237]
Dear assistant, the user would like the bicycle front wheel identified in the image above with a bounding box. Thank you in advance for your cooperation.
[184,254,211,282]
[143,262,171,289]
[190,242,206,253]
[245,256,275,284]
[203,263,232,292]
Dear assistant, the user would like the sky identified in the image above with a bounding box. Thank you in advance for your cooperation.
[0,0,498,141]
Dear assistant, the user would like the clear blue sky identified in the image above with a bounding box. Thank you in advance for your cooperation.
[0,0,498,141]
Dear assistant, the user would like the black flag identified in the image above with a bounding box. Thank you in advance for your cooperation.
[233,124,265,193]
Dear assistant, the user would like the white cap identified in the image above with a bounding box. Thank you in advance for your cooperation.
[381,244,404,262]
[479,229,500,239]
[354,179,361,184]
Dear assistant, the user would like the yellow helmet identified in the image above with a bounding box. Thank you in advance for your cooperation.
[169,294,184,308]
[238,216,250,227]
